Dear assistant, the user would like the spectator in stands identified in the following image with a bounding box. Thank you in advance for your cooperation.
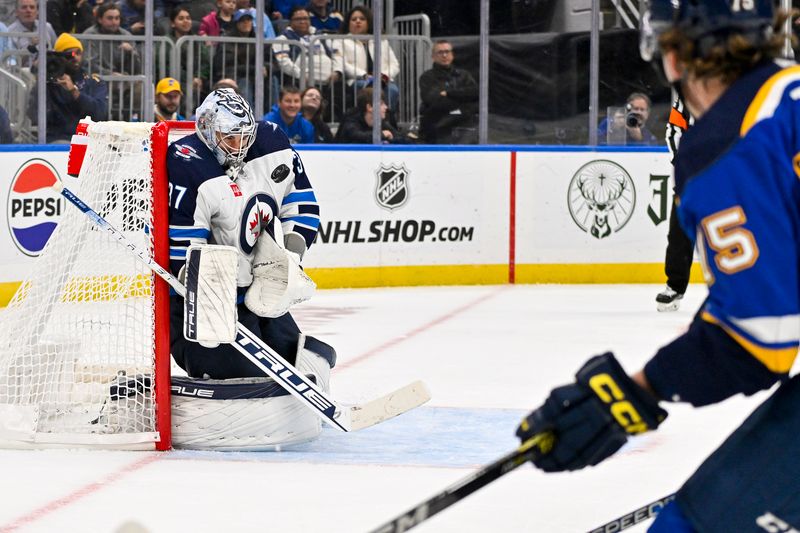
[213,77,240,92]
[597,92,658,146]
[28,32,108,143]
[83,3,141,75]
[165,5,209,95]
[235,0,276,38]
[335,5,400,113]
[211,8,266,105]
[308,0,342,34]
[418,39,478,144]
[0,105,12,144]
[271,0,305,20]
[47,0,95,37]
[0,22,11,65]
[263,86,315,144]
[273,7,339,89]
[119,0,146,35]
[301,86,333,143]
[335,87,401,144]
[8,0,58,53]
[199,0,237,38]
[154,77,185,121]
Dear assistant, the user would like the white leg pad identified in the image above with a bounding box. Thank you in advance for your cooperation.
[169,376,322,451]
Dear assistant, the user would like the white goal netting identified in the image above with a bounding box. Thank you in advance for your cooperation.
[0,122,167,449]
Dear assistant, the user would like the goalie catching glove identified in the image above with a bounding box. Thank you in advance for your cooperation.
[245,233,316,318]
[516,352,667,472]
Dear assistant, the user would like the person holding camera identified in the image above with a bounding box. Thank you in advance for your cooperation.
[597,92,658,145]
[28,33,108,143]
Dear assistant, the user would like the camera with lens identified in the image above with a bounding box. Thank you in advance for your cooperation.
[45,50,73,83]
[626,111,644,128]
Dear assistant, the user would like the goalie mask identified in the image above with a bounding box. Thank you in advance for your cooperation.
[196,89,257,171]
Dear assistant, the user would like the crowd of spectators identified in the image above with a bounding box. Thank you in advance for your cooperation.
[0,0,577,146]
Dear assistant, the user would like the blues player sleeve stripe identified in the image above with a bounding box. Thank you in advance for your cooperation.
[701,311,799,373]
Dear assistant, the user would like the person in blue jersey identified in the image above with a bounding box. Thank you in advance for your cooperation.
[516,1,800,531]
[263,86,315,144]
[166,88,333,394]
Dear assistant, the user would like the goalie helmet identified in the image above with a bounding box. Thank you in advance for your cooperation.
[195,89,257,170]
[639,0,774,61]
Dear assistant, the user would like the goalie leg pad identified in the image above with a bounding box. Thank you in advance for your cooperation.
[245,235,316,318]
[170,375,323,450]
[184,244,239,347]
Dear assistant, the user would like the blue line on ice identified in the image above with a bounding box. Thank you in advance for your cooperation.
[168,406,528,468]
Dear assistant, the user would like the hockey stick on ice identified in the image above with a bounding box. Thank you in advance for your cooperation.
[369,428,674,533]
[55,181,430,432]
[586,492,676,533]
[367,432,554,533]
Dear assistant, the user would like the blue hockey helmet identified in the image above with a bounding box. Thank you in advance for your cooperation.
[639,0,774,61]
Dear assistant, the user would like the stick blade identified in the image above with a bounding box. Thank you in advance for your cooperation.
[347,380,431,431]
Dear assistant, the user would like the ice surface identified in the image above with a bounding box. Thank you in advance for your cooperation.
[0,284,770,532]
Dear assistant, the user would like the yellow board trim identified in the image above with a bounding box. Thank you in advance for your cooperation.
[741,65,800,136]
[1,264,705,307]
[0,276,151,308]
[701,311,798,373]
[514,262,704,284]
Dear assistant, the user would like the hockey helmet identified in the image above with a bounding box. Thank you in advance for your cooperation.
[639,0,774,61]
[195,88,257,170]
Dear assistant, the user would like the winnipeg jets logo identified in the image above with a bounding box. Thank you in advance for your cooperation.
[173,144,202,161]
[375,164,409,211]
[567,160,635,239]
[239,193,276,254]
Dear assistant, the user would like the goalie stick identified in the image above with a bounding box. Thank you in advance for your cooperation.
[368,430,673,533]
[54,181,430,432]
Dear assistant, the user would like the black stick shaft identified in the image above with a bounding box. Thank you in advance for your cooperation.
[368,434,551,533]
[586,493,676,533]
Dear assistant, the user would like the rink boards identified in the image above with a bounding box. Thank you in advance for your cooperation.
[0,145,702,305]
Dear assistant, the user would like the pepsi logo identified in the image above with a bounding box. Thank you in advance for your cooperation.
[7,159,65,257]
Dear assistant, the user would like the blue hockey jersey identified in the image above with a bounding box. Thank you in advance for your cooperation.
[645,62,800,405]
[166,121,320,288]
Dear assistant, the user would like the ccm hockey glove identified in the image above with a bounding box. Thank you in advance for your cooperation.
[516,352,667,472]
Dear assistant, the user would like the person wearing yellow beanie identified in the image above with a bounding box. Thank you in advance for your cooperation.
[28,32,107,143]
[53,33,83,53]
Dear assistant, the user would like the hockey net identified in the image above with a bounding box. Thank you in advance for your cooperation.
[0,120,193,450]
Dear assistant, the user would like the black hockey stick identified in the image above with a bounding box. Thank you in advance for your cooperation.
[369,428,674,533]
[586,492,676,533]
[367,432,554,533]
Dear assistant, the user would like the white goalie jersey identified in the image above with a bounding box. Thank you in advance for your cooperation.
[166,121,320,290]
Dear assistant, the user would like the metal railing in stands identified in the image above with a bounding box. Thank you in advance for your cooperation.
[0,66,32,142]
[393,14,430,39]
[308,33,431,126]
[172,35,306,119]
[75,34,173,121]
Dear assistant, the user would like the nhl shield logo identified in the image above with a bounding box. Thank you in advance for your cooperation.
[375,164,409,210]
